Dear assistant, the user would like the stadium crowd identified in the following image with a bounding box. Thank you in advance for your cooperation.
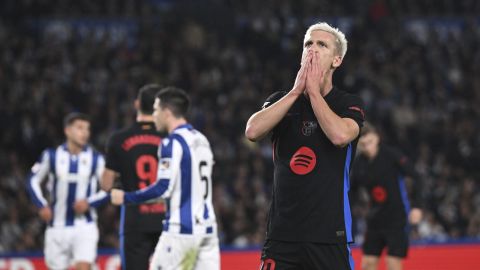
[1,0,480,252]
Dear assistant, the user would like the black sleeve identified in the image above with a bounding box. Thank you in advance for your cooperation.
[338,94,365,129]
[391,148,423,208]
[262,91,287,109]
[105,134,121,172]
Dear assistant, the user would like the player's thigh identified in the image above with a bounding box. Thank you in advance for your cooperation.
[122,231,161,270]
[194,236,220,270]
[260,240,302,270]
[385,230,408,258]
[302,242,354,270]
[362,230,386,256]
[150,234,197,270]
[72,224,99,264]
[44,228,71,270]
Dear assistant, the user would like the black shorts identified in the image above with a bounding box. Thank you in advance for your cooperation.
[260,240,354,270]
[362,229,409,258]
[120,231,162,270]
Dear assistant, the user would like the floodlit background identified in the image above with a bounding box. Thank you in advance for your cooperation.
[0,0,479,269]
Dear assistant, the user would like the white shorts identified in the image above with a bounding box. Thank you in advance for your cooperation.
[149,233,220,270]
[44,224,99,269]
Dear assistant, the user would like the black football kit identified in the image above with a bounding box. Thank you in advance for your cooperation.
[105,122,165,270]
[260,87,365,270]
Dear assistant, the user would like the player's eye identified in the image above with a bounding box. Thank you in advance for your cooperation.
[304,41,313,48]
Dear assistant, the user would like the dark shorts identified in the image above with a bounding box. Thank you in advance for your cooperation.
[260,240,354,270]
[362,229,409,258]
[120,231,162,270]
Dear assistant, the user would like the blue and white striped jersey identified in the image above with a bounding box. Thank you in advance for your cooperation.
[124,124,217,235]
[27,144,108,227]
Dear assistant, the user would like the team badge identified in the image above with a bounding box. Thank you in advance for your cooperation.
[301,121,318,136]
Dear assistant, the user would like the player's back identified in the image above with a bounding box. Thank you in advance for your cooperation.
[105,121,164,233]
[160,124,217,236]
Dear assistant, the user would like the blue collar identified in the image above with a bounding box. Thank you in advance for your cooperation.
[173,123,193,132]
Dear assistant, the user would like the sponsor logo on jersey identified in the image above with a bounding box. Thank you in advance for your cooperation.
[371,185,387,203]
[289,146,316,175]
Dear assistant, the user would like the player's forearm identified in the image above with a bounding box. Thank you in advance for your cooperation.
[27,174,48,208]
[87,191,110,208]
[124,179,170,204]
[101,169,116,191]
[309,93,359,147]
[245,92,299,141]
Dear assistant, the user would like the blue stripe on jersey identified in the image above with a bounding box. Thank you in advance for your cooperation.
[398,176,411,217]
[203,204,209,219]
[66,183,77,226]
[48,149,57,227]
[171,134,193,234]
[26,173,45,208]
[69,156,79,173]
[347,244,354,270]
[164,198,171,232]
[119,205,126,235]
[85,151,99,222]
[119,205,126,270]
[343,143,353,243]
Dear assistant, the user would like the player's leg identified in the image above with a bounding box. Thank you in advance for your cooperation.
[386,256,402,270]
[44,228,70,270]
[121,231,160,270]
[149,233,197,270]
[362,230,385,270]
[194,235,220,270]
[259,240,302,270]
[302,242,354,270]
[72,224,99,270]
[385,229,408,270]
[362,255,380,270]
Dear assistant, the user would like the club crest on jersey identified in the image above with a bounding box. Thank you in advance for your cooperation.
[289,146,316,175]
[301,121,318,136]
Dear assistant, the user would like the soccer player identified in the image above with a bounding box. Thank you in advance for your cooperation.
[111,86,220,270]
[27,112,108,270]
[351,123,422,270]
[245,22,365,270]
[101,84,165,270]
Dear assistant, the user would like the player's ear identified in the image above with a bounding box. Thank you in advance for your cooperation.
[332,55,342,68]
[134,99,140,110]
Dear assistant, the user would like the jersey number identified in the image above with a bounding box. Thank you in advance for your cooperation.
[199,161,209,199]
[136,155,158,189]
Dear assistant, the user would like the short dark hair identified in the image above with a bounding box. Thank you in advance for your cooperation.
[138,84,162,114]
[156,87,190,118]
[360,122,378,136]
[63,112,90,127]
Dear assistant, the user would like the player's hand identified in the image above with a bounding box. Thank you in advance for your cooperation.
[409,208,423,225]
[73,199,89,214]
[39,207,52,222]
[111,189,125,205]
[290,51,313,96]
[305,52,324,97]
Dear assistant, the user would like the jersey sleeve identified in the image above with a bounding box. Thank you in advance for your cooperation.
[338,94,365,129]
[26,150,51,208]
[262,91,287,109]
[105,134,121,172]
[123,136,181,203]
[87,154,110,207]
[392,149,423,208]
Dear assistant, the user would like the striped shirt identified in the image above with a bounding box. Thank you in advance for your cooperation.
[27,144,108,227]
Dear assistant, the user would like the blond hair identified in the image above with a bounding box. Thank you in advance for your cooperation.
[304,22,348,58]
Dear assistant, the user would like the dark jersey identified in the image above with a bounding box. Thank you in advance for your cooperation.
[105,122,165,233]
[264,87,365,244]
[351,145,419,230]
